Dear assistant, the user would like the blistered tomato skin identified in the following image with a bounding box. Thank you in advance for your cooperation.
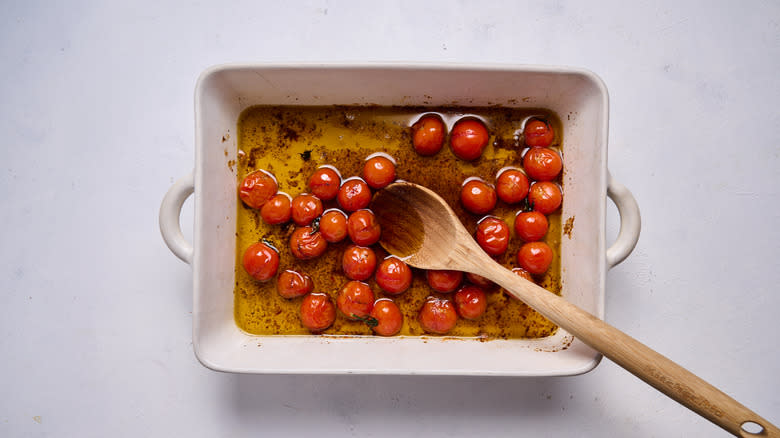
[517,242,554,275]
[466,272,495,289]
[289,226,328,260]
[291,194,324,226]
[375,256,413,295]
[347,209,381,246]
[411,115,446,156]
[514,211,549,242]
[523,118,555,147]
[239,170,278,209]
[454,285,488,320]
[419,297,458,334]
[362,156,396,189]
[512,267,534,282]
[308,167,341,201]
[523,147,562,182]
[338,178,372,212]
[496,169,529,204]
[337,281,375,320]
[475,217,510,256]
[370,299,403,336]
[460,179,497,215]
[260,193,292,225]
[242,242,280,281]
[342,245,377,281]
[450,119,489,161]
[319,209,348,243]
[528,182,562,215]
[300,293,336,332]
[426,270,463,293]
[277,270,314,299]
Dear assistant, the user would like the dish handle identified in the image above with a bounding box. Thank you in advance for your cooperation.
[605,172,641,269]
[159,171,195,264]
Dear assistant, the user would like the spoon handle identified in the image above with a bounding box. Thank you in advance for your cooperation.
[483,261,778,437]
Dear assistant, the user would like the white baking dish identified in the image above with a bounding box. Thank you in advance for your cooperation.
[159,63,640,375]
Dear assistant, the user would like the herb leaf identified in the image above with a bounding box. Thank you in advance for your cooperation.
[353,314,379,328]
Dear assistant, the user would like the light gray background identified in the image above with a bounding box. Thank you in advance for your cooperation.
[1,1,778,436]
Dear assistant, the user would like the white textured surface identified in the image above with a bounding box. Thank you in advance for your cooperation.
[1,1,778,436]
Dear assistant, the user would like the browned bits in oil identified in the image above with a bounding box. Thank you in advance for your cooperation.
[235,106,564,339]
[563,216,575,239]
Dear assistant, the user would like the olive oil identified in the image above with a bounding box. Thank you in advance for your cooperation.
[235,106,563,339]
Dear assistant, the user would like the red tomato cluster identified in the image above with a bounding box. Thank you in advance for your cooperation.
[441,117,563,282]
[238,115,562,337]
[238,156,406,336]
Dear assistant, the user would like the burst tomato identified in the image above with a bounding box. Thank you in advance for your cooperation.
[277,270,314,299]
[308,166,341,201]
[242,241,280,281]
[419,297,458,334]
[289,226,328,260]
[496,168,529,204]
[454,285,488,320]
[347,209,381,246]
[300,293,336,332]
[239,170,277,209]
[337,281,375,320]
[475,216,510,256]
[338,178,372,212]
[369,298,403,336]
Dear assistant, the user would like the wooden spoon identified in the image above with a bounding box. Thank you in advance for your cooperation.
[371,181,778,438]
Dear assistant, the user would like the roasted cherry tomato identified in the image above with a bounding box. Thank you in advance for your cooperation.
[523,118,555,147]
[523,147,562,181]
[277,270,314,299]
[426,269,463,293]
[411,115,445,156]
[419,297,458,334]
[342,245,377,281]
[319,209,348,243]
[375,256,413,295]
[460,179,497,215]
[514,211,549,242]
[528,182,562,214]
[242,241,280,281]
[338,178,372,212]
[362,155,396,189]
[517,241,553,275]
[308,166,341,201]
[475,216,510,256]
[291,194,323,226]
[239,170,277,209]
[496,168,529,204]
[300,293,336,332]
[347,209,381,246]
[369,298,403,336]
[289,226,328,260]
[501,268,534,296]
[512,267,534,282]
[454,285,488,320]
[450,118,489,161]
[337,280,375,320]
[260,193,292,225]
[466,272,495,289]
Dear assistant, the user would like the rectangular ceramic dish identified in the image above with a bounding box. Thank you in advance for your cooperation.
[159,63,640,375]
